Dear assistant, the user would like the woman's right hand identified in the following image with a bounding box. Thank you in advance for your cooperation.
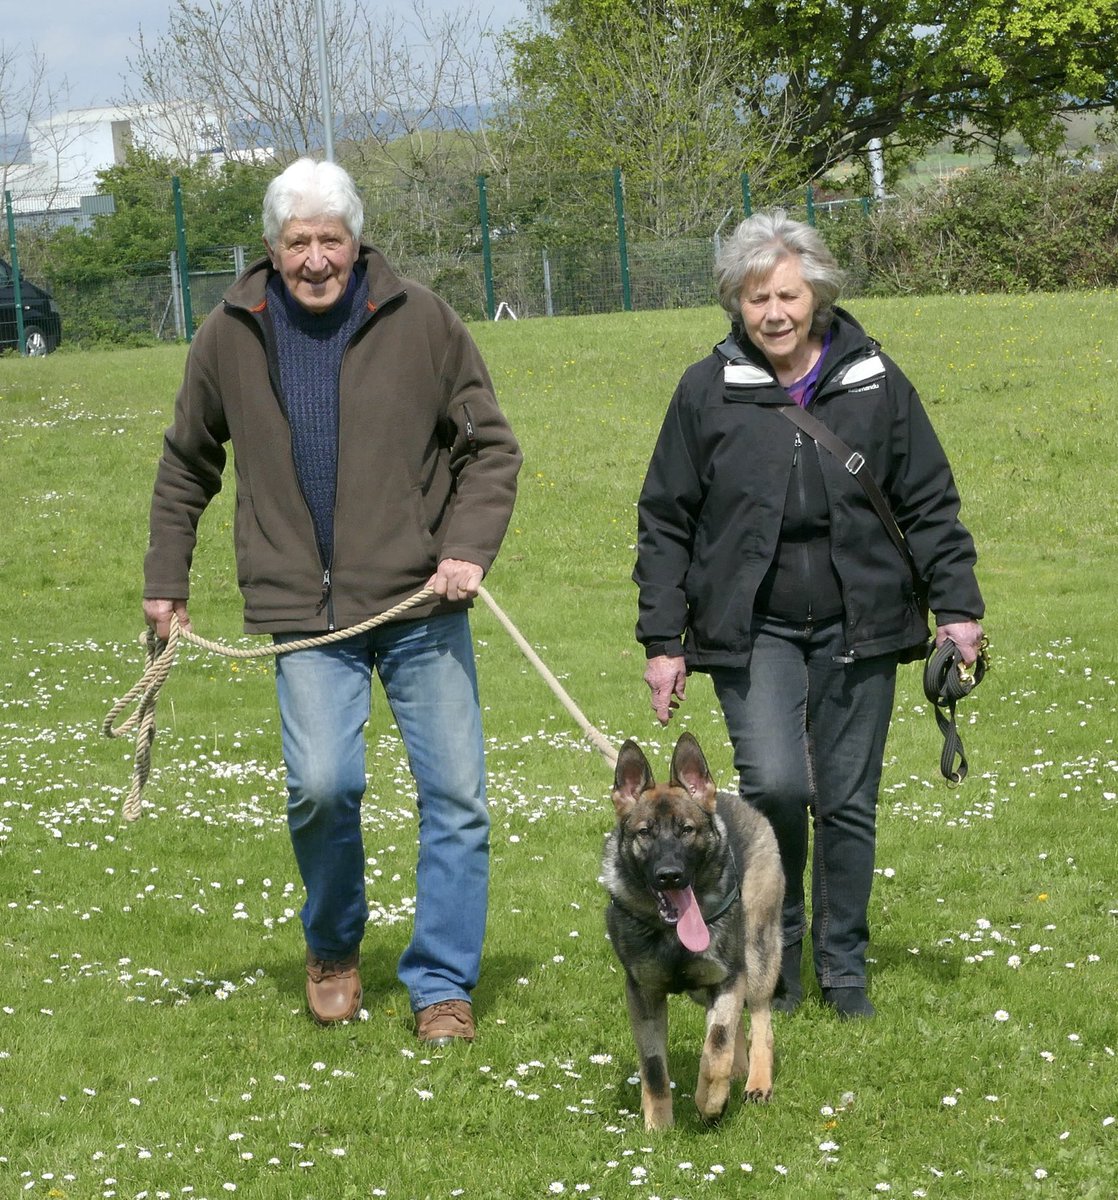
[643,654,687,725]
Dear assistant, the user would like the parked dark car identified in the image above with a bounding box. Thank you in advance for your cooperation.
[0,257,62,355]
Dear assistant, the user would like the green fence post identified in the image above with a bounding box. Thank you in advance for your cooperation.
[3,191,27,355]
[861,196,871,217]
[741,174,753,217]
[613,166,632,312]
[805,184,816,226]
[171,176,194,342]
[477,174,495,321]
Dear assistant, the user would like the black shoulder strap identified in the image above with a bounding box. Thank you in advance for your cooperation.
[777,403,918,585]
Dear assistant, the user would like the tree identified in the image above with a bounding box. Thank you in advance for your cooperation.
[37,146,275,282]
[726,0,1118,176]
[507,0,1118,189]
[121,0,508,178]
[496,1,810,237]
[122,0,364,160]
[0,42,80,208]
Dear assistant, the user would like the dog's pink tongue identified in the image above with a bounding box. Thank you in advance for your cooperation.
[668,887,709,952]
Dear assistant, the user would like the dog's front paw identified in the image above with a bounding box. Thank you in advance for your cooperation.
[642,1104,674,1132]
[695,1075,731,1123]
[743,1083,773,1104]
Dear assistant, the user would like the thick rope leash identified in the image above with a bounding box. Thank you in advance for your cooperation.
[922,637,990,785]
[103,587,436,821]
[477,587,619,769]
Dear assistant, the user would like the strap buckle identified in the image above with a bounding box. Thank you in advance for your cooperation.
[844,452,865,475]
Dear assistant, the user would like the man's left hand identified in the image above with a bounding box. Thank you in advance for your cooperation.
[427,558,484,602]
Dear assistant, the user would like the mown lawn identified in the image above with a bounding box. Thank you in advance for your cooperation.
[0,294,1115,1199]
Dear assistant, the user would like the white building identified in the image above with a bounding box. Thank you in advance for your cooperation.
[5,101,230,226]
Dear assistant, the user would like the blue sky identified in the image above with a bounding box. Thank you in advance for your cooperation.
[6,0,532,113]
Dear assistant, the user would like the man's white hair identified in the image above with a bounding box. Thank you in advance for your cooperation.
[263,157,364,245]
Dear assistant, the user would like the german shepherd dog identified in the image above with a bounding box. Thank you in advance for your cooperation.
[603,732,784,1130]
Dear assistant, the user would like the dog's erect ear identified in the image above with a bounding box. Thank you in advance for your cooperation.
[669,732,717,811]
[612,739,654,816]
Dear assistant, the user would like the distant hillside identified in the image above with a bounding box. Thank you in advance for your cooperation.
[226,103,494,152]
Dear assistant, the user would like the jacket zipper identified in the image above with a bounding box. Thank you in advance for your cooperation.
[791,430,816,622]
[316,567,335,629]
[804,401,858,662]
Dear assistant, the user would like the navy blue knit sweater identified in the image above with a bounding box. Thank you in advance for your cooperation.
[267,267,369,569]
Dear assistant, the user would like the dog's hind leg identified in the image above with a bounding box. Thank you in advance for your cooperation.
[741,854,782,1103]
[695,983,747,1123]
[741,934,778,1102]
[742,1001,774,1103]
[625,979,673,1130]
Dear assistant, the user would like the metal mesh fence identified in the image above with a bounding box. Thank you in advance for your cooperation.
[3,167,745,347]
[15,158,1115,349]
[7,236,724,345]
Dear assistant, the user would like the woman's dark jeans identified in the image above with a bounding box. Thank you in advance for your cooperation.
[711,614,898,990]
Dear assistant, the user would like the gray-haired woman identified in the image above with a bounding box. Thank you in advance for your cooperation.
[633,210,985,1018]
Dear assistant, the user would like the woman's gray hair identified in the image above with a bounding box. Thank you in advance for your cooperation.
[716,209,844,337]
[262,157,364,246]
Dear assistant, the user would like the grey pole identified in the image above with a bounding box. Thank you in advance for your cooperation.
[314,0,336,160]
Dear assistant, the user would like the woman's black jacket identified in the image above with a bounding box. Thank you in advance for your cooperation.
[634,308,984,669]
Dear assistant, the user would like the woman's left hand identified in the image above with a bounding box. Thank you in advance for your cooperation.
[644,654,687,725]
[935,620,985,665]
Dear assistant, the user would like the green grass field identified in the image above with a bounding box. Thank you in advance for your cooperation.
[1,294,1115,1199]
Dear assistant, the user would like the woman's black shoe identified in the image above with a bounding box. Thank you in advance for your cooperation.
[821,986,876,1019]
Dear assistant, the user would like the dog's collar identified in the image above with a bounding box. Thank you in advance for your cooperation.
[696,846,742,925]
[701,878,740,925]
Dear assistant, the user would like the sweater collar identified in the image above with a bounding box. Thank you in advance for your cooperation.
[268,264,366,333]
[225,243,403,315]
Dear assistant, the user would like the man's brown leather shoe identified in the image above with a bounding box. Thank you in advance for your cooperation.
[305,949,362,1024]
[415,999,475,1045]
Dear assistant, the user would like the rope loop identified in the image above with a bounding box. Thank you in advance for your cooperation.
[922,636,990,785]
[104,587,435,820]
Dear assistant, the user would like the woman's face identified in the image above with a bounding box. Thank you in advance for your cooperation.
[739,256,818,375]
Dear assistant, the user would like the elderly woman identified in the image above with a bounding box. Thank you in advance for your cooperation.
[634,210,984,1018]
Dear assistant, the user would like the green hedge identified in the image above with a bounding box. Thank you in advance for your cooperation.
[821,159,1118,296]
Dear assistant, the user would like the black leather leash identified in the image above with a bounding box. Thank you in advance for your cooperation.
[923,638,989,784]
[776,404,989,784]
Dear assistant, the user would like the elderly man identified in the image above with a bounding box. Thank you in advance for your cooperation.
[143,157,521,1043]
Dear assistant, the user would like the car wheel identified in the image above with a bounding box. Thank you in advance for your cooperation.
[23,325,52,356]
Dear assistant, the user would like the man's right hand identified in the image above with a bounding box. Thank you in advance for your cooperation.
[143,598,191,641]
[643,654,687,725]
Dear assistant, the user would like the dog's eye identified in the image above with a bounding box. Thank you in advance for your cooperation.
[680,823,696,836]
[635,826,653,840]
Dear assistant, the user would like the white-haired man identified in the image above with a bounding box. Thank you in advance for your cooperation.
[143,157,521,1043]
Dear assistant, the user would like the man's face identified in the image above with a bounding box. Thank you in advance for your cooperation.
[266,215,359,314]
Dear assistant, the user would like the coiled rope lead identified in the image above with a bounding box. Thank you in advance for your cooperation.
[922,636,990,785]
[103,587,436,821]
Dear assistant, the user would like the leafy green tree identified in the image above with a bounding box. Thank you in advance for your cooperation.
[38,147,274,284]
[495,0,808,238]
[736,0,1118,175]
[506,0,1118,189]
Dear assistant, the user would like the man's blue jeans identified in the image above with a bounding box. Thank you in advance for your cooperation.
[274,612,488,1012]
[710,615,898,989]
